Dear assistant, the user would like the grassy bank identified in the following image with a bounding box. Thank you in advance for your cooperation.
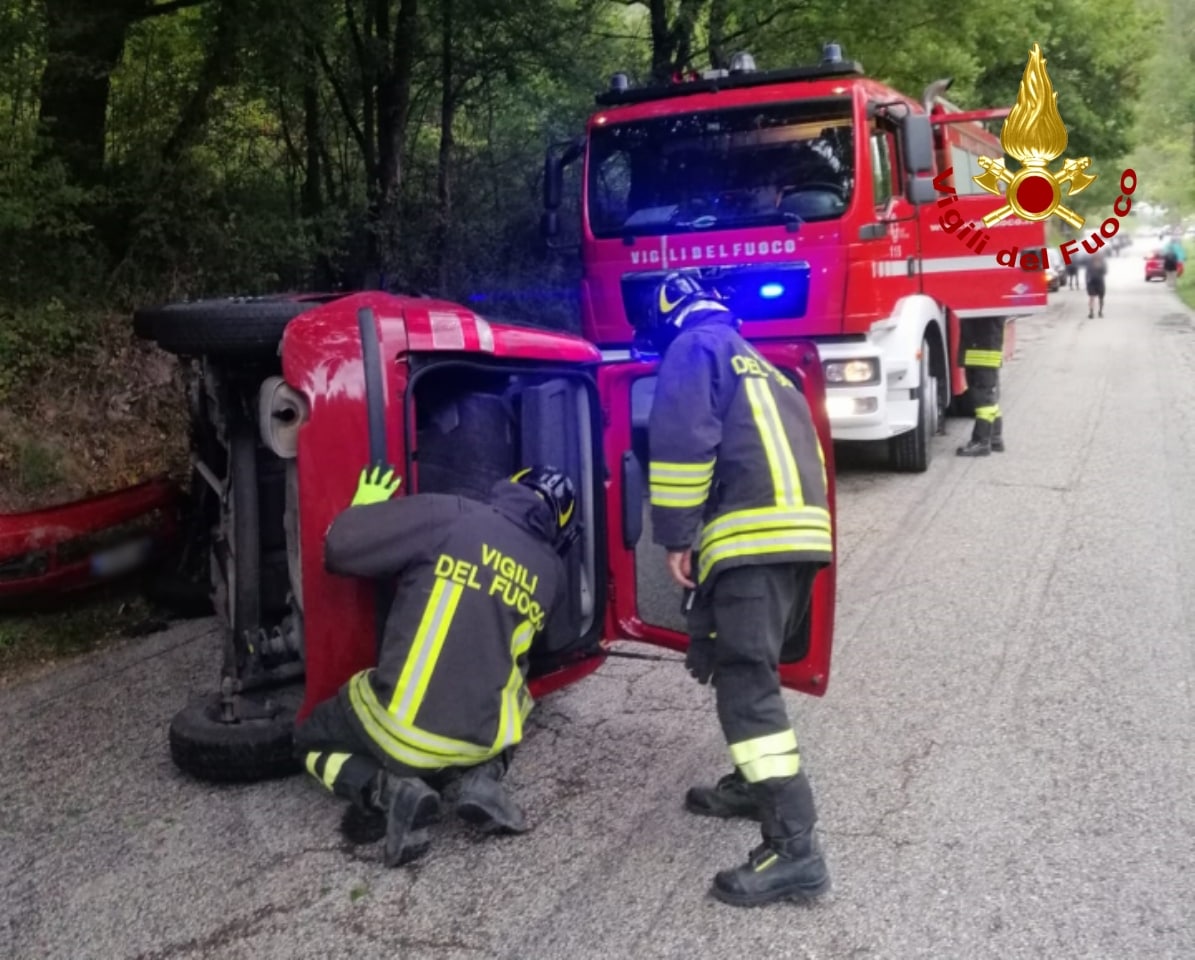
[0,587,168,686]
[1177,240,1195,312]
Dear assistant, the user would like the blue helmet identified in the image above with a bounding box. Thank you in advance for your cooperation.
[635,272,732,353]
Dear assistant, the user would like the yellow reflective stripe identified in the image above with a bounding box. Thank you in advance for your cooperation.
[389,578,465,719]
[729,729,798,764]
[494,620,535,752]
[322,752,350,790]
[649,460,715,480]
[304,752,321,778]
[699,535,832,582]
[975,405,999,422]
[754,853,780,872]
[963,349,1003,368]
[512,620,535,658]
[739,752,802,782]
[350,672,492,766]
[744,378,803,507]
[649,486,709,508]
[816,437,828,490]
[730,730,801,784]
[492,667,524,752]
[703,505,831,540]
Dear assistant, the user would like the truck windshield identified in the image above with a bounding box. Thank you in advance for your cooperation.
[587,98,855,239]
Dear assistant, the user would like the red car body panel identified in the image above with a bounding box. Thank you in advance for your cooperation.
[0,477,179,604]
[281,293,607,722]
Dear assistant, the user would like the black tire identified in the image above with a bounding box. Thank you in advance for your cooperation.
[889,343,935,473]
[169,693,299,783]
[143,570,214,619]
[134,295,342,358]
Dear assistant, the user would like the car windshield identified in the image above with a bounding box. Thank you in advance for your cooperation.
[586,98,855,239]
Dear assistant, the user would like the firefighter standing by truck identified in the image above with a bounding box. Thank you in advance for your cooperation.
[639,272,834,908]
[956,316,1006,457]
[293,464,579,867]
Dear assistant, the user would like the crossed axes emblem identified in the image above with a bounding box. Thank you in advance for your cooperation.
[973,155,1098,230]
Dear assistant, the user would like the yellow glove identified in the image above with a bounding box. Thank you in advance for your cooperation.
[351,465,403,506]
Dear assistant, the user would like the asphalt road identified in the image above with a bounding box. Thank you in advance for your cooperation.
[3,255,1193,960]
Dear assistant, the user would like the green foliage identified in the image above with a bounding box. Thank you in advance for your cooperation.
[0,299,96,401]
[0,0,1168,335]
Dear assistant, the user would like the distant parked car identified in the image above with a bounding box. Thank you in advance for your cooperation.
[1046,265,1064,292]
[1145,249,1185,281]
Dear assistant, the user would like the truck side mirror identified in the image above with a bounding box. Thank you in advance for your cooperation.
[907,176,938,206]
[543,138,584,212]
[901,113,934,176]
[541,210,560,240]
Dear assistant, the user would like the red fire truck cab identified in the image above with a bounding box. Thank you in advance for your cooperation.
[134,290,836,783]
[543,45,1047,472]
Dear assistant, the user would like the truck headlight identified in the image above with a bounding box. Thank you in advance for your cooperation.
[824,359,880,385]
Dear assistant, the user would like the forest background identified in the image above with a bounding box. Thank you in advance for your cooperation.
[0,0,1191,511]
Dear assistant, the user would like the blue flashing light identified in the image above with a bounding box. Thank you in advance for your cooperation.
[759,282,786,299]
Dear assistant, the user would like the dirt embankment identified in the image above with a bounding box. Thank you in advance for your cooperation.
[0,313,190,513]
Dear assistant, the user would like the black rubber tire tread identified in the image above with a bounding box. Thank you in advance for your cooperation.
[134,296,339,357]
[169,693,299,783]
[889,346,932,473]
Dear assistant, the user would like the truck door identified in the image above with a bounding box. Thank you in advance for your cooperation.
[861,119,921,316]
[597,341,837,696]
[918,113,1049,320]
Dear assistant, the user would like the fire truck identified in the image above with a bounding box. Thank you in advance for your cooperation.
[542,44,1048,471]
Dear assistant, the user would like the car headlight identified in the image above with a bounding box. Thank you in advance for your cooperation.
[824,359,880,385]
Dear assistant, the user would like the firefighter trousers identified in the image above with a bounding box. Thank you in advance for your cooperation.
[294,688,508,808]
[690,562,821,846]
[960,316,1005,444]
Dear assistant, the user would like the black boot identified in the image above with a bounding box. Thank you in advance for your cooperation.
[456,755,529,835]
[991,416,1005,454]
[956,439,991,457]
[711,772,830,907]
[686,769,763,820]
[371,774,442,867]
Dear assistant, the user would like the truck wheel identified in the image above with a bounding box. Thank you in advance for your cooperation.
[169,693,299,783]
[133,295,341,358]
[889,343,935,473]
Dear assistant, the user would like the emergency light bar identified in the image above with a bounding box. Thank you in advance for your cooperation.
[597,46,864,107]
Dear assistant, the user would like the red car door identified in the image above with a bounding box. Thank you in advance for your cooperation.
[596,339,837,696]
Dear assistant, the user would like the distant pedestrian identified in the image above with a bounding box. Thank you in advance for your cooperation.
[1085,251,1107,319]
[1162,236,1186,290]
[1065,261,1079,290]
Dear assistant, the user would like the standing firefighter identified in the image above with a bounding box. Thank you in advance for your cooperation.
[293,465,579,866]
[956,316,1006,457]
[639,272,834,908]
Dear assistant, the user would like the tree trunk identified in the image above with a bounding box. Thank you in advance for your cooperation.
[374,0,419,280]
[647,0,673,84]
[707,0,729,69]
[434,0,455,294]
[301,45,322,220]
[647,0,709,84]
[160,0,243,166]
[36,0,139,183]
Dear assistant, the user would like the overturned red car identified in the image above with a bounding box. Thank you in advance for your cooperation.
[128,290,838,783]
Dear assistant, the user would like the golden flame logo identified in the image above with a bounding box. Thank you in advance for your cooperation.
[973,43,1097,229]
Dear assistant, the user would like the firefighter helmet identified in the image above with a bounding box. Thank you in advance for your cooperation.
[510,466,580,552]
[635,272,731,353]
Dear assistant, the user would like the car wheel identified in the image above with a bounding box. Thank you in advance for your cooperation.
[133,295,342,359]
[168,692,299,783]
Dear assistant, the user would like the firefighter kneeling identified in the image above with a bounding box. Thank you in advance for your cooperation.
[294,464,578,867]
[639,272,833,907]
